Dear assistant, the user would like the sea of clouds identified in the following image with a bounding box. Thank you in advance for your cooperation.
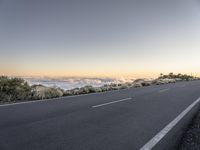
[23,77,135,90]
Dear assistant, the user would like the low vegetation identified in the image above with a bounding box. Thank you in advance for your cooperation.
[0,73,199,103]
[158,72,198,81]
[31,85,64,100]
[0,76,32,102]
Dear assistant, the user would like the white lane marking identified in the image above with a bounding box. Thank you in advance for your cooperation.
[92,97,133,108]
[140,97,200,150]
[159,88,169,93]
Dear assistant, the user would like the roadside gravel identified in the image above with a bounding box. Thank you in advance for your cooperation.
[178,109,200,150]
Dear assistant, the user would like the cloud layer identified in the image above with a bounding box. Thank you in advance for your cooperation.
[23,77,135,90]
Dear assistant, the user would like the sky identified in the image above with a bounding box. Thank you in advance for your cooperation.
[0,0,200,78]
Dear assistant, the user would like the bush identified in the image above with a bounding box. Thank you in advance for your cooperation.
[94,87,103,92]
[158,73,195,81]
[31,85,64,99]
[152,78,176,85]
[80,85,96,94]
[0,76,32,102]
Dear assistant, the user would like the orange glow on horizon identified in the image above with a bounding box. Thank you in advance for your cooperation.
[1,69,199,79]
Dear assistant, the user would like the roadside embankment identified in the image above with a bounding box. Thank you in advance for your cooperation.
[178,108,200,150]
[0,73,199,103]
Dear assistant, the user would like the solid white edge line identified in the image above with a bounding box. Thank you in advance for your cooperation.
[92,97,132,108]
[0,100,47,107]
[140,97,200,150]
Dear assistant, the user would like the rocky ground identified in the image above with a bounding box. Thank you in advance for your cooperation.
[178,109,200,150]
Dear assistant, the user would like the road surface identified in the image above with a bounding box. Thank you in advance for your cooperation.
[0,81,200,150]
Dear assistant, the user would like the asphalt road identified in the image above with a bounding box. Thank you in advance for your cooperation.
[0,81,200,150]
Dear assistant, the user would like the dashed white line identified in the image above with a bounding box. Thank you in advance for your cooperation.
[140,97,200,150]
[159,88,169,93]
[92,97,133,108]
[180,85,186,88]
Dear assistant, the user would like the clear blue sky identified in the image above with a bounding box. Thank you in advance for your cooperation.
[0,0,200,78]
